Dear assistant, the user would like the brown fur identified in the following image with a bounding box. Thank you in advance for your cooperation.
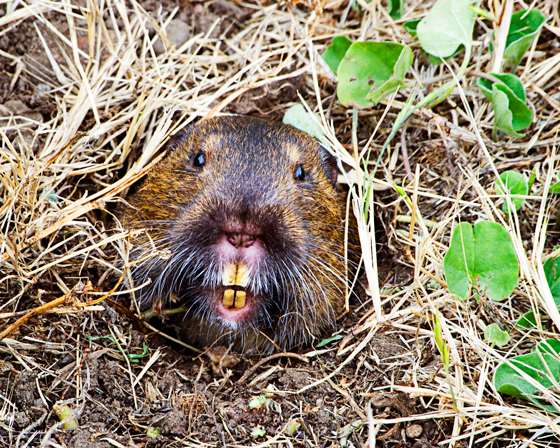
[122,116,356,354]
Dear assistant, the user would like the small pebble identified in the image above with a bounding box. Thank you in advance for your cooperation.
[153,19,191,55]
[405,423,423,439]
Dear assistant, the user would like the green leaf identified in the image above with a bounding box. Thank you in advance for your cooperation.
[528,167,537,190]
[543,256,560,306]
[484,323,510,347]
[337,42,412,108]
[365,45,412,105]
[351,0,369,11]
[444,221,519,301]
[87,335,148,363]
[471,6,496,21]
[249,395,267,409]
[403,19,421,36]
[322,36,353,75]
[433,311,450,368]
[251,426,266,438]
[503,9,546,69]
[147,427,162,438]
[53,403,79,430]
[479,74,533,138]
[518,256,560,329]
[416,0,480,59]
[549,181,560,194]
[394,184,406,197]
[493,84,533,137]
[472,222,519,301]
[387,0,403,19]
[540,339,560,355]
[516,310,539,329]
[444,222,475,300]
[428,47,464,66]
[283,104,326,143]
[40,188,59,203]
[478,73,526,102]
[494,339,560,412]
[479,74,532,138]
[316,334,343,348]
[497,170,528,212]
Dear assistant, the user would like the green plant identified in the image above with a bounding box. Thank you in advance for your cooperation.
[336,42,412,108]
[324,1,545,144]
[517,254,560,329]
[549,182,560,232]
[433,311,457,408]
[443,221,519,301]
[416,0,480,72]
[380,0,482,153]
[494,339,560,413]
[283,104,326,144]
[316,333,343,348]
[87,335,149,363]
[387,0,404,19]
[503,9,546,69]
[550,182,560,194]
[484,323,510,347]
[478,74,533,138]
[249,395,267,409]
[496,170,528,213]
[403,19,420,36]
[53,403,80,430]
[147,427,162,438]
[322,36,352,75]
[251,426,266,438]
[545,255,560,300]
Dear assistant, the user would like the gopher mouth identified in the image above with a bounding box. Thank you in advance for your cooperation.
[211,261,257,324]
[213,286,255,323]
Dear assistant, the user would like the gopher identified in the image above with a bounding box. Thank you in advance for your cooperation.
[123,115,355,353]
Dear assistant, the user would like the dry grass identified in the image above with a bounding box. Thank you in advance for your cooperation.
[1,0,560,446]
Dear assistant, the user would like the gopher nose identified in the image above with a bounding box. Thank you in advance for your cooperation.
[226,232,256,248]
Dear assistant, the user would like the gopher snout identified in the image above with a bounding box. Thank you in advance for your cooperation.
[215,229,264,266]
[213,218,265,261]
[225,232,257,248]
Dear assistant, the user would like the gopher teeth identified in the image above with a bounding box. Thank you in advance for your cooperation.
[222,289,247,309]
[222,263,249,309]
[222,262,249,287]
[223,289,235,307]
[234,291,246,309]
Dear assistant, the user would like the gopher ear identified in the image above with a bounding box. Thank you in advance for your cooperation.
[318,145,340,191]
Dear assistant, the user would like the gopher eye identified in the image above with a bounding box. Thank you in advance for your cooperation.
[294,165,305,181]
[193,152,205,168]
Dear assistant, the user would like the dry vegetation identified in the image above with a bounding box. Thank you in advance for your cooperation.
[1,0,560,447]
